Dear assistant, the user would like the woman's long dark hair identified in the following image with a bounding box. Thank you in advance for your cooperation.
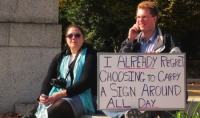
[63,24,86,51]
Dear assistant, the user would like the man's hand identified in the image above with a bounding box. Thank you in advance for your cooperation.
[128,23,140,41]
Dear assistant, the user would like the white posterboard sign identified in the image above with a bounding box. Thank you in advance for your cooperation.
[97,53,186,110]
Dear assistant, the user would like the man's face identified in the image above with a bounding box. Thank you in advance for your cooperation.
[136,8,157,33]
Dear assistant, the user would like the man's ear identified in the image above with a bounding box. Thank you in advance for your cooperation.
[154,16,158,23]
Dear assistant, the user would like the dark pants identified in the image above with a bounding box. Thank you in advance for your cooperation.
[151,110,177,118]
[125,109,177,118]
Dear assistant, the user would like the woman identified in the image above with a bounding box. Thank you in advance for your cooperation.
[22,25,97,118]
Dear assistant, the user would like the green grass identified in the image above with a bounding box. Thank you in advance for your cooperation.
[170,100,200,118]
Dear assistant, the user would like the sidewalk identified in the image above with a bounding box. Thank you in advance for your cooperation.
[188,83,200,101]
[2,84,200,118]
[188,84,200,97]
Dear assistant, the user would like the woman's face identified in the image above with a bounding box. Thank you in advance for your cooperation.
[66,27,84,52]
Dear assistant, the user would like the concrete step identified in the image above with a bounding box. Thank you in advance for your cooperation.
[188,84,200,90]
[15,100,200,118]
[80,111,110,118]
[187,84,200,100]
[15,103,110,118]
[15,103,37,116]
[14,84,200,118]
[80,114,110,118]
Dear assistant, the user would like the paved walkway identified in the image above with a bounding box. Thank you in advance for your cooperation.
[3,83,200,118]
[188,84,200,101]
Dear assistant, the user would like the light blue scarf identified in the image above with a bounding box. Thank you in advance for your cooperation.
[35,48,95,118]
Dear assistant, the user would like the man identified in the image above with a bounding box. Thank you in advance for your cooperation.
[120,1,181,54]
[119,1,187,118]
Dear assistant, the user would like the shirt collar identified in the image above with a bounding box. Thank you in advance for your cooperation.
[141,29,157,44]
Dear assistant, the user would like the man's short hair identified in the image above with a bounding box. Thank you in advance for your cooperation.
[137,1,159,17]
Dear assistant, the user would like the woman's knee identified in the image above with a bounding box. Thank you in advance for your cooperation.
[53,99,67,106]
[49,99,74,112]
[48,99,75,118]
[50,99,72,110]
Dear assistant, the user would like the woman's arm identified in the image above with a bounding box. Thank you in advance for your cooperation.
[66,48,97,97]
[39,53,61,96]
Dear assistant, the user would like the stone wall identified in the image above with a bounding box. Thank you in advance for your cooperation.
[0,0,61,113]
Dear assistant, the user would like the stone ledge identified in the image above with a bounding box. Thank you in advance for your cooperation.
[15,103,110,118]
[0,23,62,47]
[0,0,58,23]
[15,103,37,115]
[80,115,110,118]
[9,23,62,47]
[15,101,200,118]
[188,84,200,89]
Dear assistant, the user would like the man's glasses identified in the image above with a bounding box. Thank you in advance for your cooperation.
[135,15,152,20]
[66,33,82,38]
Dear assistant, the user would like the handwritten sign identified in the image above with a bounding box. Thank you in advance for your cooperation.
[97,53,186,110]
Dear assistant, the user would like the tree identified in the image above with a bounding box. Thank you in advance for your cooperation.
[59,0,140,52]
[156,0,200,59]
[58,0,71,50]
[59,0,200,59]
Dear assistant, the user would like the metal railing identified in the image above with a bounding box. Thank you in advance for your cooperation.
[187,78,200,83]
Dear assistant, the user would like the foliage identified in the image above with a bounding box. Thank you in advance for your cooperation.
[58,0,200,59]
[59,0,140,52]
[170,100,200,118]
[186,61,200,78]
[156,0,200,60]
[58,0,71,50]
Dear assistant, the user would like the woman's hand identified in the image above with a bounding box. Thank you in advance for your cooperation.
[46,92,63,104]
[39,90,66,105]
[39,94,49,104]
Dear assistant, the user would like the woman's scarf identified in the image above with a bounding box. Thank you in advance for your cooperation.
[35,48,95,118]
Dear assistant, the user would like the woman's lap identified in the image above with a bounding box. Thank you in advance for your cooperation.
[34,95,96,118]
[63,95,85,117]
